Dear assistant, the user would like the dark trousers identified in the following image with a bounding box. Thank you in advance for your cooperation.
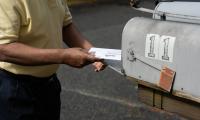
[0,69,61,120]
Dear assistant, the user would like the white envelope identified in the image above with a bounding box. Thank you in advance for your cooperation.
[89,48,121,61]
[89,48,123,75]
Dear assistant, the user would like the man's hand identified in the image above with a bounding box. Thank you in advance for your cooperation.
[93,62,107,72]
[62,23,107,71]
[89,50,107,72]
[62,48,102,68]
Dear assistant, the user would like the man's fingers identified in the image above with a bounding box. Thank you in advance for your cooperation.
[93,62,107,72]
[89,52,95,56]
[80,48,89,53]
[87,54,102,62]
[80,48,99,61]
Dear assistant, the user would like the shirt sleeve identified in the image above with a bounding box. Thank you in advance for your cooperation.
[0,0,21,44]
[63,0,72,27]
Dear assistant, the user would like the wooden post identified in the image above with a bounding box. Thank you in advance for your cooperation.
[138,84,200,120]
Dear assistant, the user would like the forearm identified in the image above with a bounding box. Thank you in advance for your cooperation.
[63,23,93,50]
[0,42,64,66]
[62,23,106,71]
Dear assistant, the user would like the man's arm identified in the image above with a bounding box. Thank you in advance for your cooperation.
[0,42,100,68]
[62,23,106,71]
[62,23,93,49]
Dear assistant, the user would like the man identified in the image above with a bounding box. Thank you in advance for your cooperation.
[0,0,105,120]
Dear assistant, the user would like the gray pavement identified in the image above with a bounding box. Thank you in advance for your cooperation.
[58,2,188,120]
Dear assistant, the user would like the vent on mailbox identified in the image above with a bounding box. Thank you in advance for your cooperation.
[122,0,200,104]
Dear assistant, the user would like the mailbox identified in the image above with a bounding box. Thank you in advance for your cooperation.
[118,1,200,119]
[122,1,200,103]
[153,2,200,24]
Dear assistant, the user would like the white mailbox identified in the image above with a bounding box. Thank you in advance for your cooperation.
[121,1,200,103]
[153,2,200,24]
[116,1,200,118]
[122,17,200,103]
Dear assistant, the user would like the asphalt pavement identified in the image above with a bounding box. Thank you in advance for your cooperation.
[57,2,188,120]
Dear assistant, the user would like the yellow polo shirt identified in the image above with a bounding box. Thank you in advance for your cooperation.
[0,0,72,77]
